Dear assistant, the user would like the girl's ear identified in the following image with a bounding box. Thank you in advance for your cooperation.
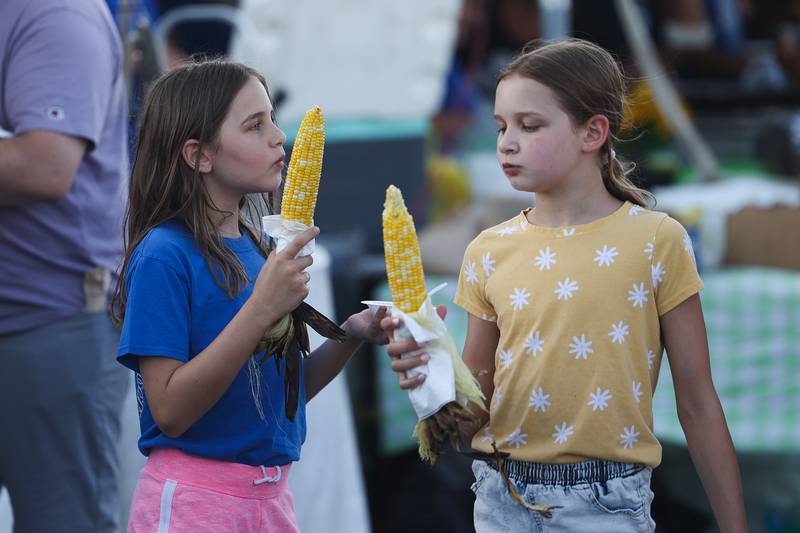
[181,139,213,173]
[582,114,610,154]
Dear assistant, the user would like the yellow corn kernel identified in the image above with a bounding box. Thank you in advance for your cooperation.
[382,185,427,313]
[281,106,325,226]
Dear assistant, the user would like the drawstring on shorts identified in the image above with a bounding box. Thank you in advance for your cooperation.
[253,465,282,485]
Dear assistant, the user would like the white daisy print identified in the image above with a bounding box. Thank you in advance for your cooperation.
[647,349,656,369]
[588,388,612,411]
[482,252,496,276]
[651,262,666,288]
[555,278,579,300]
[569,334,594,360]
[620,425,640,449]
[506,427,528,448]
[519,220,529,231]
[524,331,544,356]
[644,240,655,261]
[609,321,630,344]
[535,246,556,270]
[627,282,649,308]
[529,387,551,412]
[464,261,479,284]
[509,288,531,311]
[479,427,495,444]
[499,349,513,369]
[497,225,519,237]
[552,422,575,444]
[562,227,576,236]
[481,313,497,322]
[632,381,643,404]
[594,245,619,267]
[629,205,643,216]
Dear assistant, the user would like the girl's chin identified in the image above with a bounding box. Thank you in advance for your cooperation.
[507,176,538,193]
[260,174,283,192]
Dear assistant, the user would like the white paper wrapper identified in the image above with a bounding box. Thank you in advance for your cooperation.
[262,214,315,257]
[391,297,456,420]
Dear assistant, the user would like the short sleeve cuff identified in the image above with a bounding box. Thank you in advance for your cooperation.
[657,279,704,316]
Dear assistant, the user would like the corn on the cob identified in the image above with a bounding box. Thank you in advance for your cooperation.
[382,185,427,313]
[382,186,493,472]
[281,106,324,226]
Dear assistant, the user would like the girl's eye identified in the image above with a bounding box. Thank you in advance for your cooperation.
[250,120,262,131]
[522,124,540,132]
[496,126,506,134]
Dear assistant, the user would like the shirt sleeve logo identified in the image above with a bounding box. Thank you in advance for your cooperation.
[46,106,65,121]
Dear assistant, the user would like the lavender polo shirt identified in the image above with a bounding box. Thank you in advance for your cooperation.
[0,0,128,334]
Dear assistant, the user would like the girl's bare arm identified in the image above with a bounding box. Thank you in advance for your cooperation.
[459,313,500,440]
[661,293,747,532]
[139,297,282,438]
[303,307,388,400]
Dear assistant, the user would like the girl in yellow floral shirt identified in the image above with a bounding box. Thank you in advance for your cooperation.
[383,39,746,533]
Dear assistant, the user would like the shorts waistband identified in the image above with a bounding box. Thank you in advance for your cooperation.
[487,458,643,486]
[144,448,292,499]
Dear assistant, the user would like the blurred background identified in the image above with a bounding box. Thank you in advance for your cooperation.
[3,0,800,531]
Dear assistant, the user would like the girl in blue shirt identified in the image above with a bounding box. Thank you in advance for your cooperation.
[114,59,386,532]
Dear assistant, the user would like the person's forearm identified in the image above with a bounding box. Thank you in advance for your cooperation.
[0,137,38,202]
[303,318,363,400]
[680,393,748,532]
[153,298,278,437]
[457,404,491,449]
[0,132,82,203]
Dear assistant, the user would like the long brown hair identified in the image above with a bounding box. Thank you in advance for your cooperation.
[499,39,654,207]
[112,59,275,325]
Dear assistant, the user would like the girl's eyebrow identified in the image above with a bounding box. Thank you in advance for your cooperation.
[240,110,267,125]
[493,111,546,120]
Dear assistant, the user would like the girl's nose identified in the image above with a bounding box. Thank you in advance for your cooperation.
[271,127,286,147]
[499,137,518,154]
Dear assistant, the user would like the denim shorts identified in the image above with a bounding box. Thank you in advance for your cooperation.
[471,459,656,533]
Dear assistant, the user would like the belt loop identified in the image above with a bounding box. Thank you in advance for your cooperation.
[253,465,282,485]
[83,267,111,312]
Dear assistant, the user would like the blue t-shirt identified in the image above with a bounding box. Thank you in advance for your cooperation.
[118,221,306,466]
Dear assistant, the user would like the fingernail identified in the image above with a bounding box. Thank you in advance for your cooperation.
[392,318,399,326]
[420,353,430,362]
[419,374,426,382]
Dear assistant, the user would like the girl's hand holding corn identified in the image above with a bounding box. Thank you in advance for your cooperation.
[249,226,319,326]
[381,305,448,389]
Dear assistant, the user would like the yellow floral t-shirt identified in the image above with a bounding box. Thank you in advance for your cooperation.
[454,202,702,468]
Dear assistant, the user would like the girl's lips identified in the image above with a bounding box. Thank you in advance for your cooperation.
[502,163,520,176]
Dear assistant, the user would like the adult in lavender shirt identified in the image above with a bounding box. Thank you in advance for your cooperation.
[0,1,129,531]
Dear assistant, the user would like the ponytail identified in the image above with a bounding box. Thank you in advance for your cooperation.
[601,145,655,208]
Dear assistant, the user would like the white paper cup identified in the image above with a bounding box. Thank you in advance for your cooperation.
[361,300,393,316]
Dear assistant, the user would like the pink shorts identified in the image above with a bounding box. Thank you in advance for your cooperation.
[127,448,299,533]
